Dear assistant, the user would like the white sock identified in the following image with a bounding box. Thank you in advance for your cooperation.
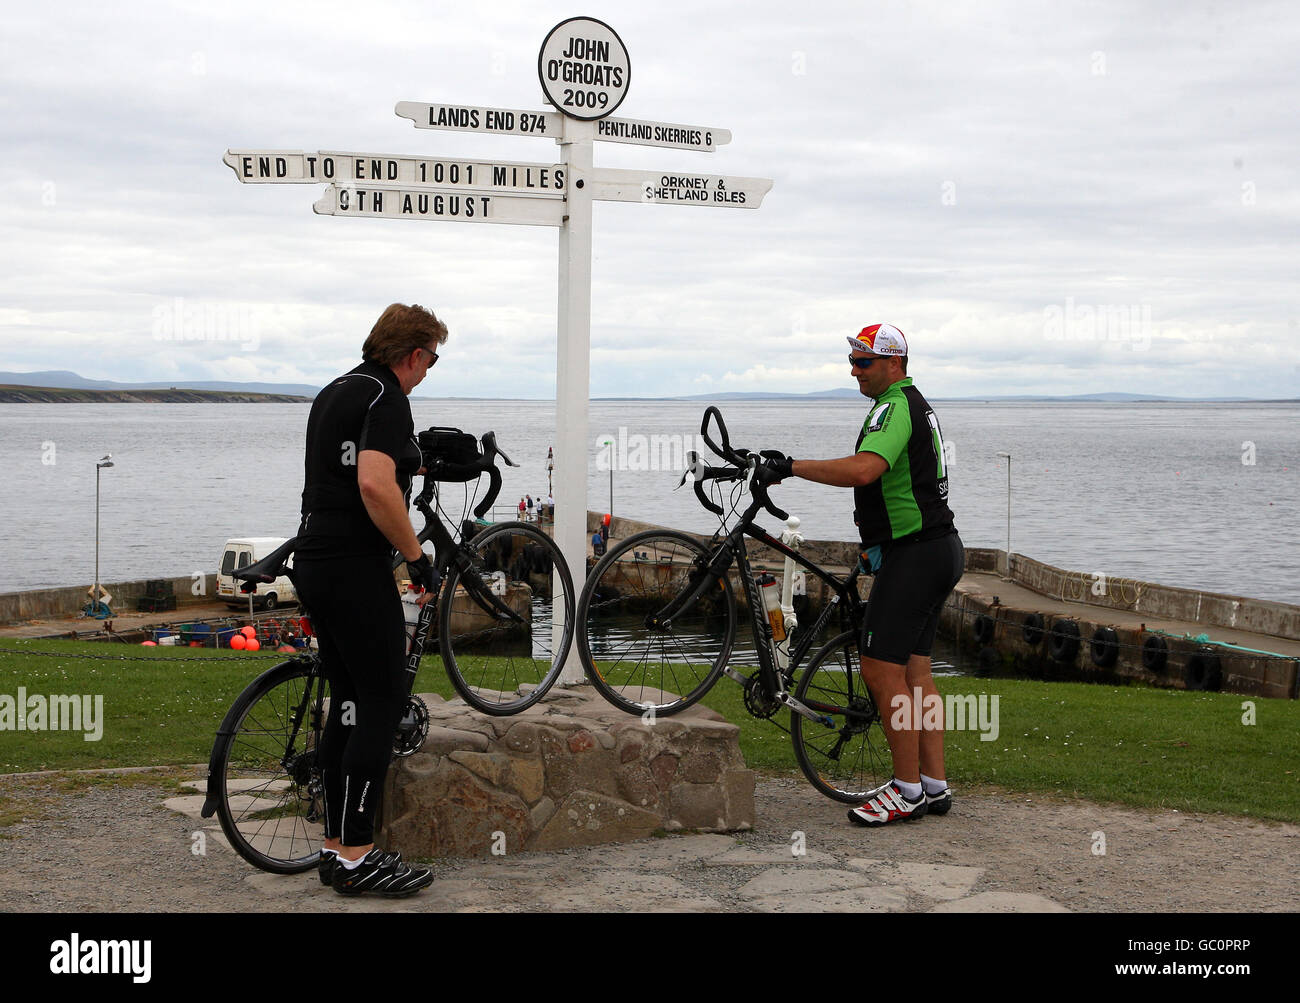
[337,852,367,869]
[893,778,922,800]
[921,774,948,795]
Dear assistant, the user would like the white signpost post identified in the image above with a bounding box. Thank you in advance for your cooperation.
[224,16,772,685]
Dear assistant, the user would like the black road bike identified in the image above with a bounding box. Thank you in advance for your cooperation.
[199,430,575,873]
[576,407,892,803]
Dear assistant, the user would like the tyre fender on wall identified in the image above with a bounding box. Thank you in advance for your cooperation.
[1090,627,1119,668]
[1047,619,1081,662]
[1142,635,1169,674]
[1184,650,1223,691]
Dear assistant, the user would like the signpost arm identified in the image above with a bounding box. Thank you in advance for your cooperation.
[555,116,595,685]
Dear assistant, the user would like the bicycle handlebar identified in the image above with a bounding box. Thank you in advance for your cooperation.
[700,406,740,466]
[690,409,790,523]
[398,430,518,570]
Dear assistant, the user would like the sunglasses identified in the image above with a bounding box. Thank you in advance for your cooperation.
[848,354,888,369]
[420,347,439,366]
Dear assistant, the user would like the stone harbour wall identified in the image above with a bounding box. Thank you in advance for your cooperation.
[375,685,755,858]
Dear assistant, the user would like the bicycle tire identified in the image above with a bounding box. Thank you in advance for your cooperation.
[790,630,893,803]
[438,520,575,715]
[576,529,737,716]
[209,657,327,873]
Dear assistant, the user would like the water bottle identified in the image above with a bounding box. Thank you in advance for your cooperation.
[756,573,784,640]
[757,573,789,673]
[402,587,423,654]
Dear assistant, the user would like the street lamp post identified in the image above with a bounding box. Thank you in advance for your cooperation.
[94,454,114,612]
[995,452,1012,576]
[602,436,614,521]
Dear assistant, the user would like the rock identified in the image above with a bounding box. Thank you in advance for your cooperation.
[449,751,511,788]
[420,725,490,757]
[567,730,597,753]
[502,722,542,753]
[529,791,661,850]
[616,763,659,809]
[377,686,755,857]
[508,756,545,804]
[650,753,679,790]
[681,751,722,784]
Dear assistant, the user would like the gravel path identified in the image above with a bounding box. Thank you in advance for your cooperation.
[1,769,1297,913]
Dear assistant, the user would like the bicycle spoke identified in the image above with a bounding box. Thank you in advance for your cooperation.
[792,632,891,802]
[212,661,326,872]
[440,524,574,714]
[577,531,736,716]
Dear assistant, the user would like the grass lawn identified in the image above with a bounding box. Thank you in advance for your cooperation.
[2,639,1298,823]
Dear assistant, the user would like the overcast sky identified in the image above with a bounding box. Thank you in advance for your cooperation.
[2,0,1297,399]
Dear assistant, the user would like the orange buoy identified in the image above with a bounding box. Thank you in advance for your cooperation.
[241,625,256,638]
[246,638,261,652]
[230,634,247,650]
[142,640,157,646]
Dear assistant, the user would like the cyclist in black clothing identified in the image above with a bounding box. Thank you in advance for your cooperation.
[763,324,964,827]
[294,302,446,896]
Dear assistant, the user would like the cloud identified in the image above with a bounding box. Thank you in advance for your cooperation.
[1,0,1298,398]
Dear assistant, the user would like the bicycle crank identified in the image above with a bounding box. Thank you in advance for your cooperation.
[393,694,430,757]
[742,670,782,719]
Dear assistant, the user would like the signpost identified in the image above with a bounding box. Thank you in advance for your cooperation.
[587,168,772,207]
[224,150,567,194]
[224,17,772,685]
[537,17,630,120]
[311,187,565,226]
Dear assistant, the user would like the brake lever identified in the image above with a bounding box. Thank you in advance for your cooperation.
[482,431,518,468]
[678,450,707,488]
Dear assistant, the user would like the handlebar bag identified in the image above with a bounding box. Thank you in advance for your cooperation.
[418,427,482,481]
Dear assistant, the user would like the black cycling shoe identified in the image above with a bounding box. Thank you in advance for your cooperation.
[318,851,337,886]
[331,848,433,897]
[924,786,954,816]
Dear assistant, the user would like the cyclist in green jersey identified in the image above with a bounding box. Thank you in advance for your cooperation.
[761,324,964,826]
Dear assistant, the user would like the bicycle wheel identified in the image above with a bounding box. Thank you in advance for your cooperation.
[577,529,737,716]
[438,520,575,715]
[790,630,893,803]
[208,657,327,873]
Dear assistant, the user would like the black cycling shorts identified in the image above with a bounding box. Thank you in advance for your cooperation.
[293,549,408,847]
[860,531,964,666]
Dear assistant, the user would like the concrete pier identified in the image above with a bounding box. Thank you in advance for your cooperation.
[4,513,1298,699]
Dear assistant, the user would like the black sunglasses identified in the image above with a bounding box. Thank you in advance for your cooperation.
[849,354,887,369]
[420,347,439,366]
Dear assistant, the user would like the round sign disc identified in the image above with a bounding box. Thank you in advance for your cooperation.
[538,17,630,121]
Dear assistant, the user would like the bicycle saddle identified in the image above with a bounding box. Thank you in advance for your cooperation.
[232,537,299,591]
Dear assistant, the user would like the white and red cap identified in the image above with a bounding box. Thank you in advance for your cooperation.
[847,323,908,357]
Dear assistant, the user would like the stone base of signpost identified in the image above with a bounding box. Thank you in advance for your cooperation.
[375,686,755,859]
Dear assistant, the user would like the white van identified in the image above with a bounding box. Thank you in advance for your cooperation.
[217,538,297,610]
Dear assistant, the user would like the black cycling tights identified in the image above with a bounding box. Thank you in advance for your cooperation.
[293,551,408,847]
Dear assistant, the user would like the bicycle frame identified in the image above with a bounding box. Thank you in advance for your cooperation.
[656,506,865,728]
[403,495,528,681]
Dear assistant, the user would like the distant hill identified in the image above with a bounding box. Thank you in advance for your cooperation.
[0,384,310,404]
[0,370,321,399]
